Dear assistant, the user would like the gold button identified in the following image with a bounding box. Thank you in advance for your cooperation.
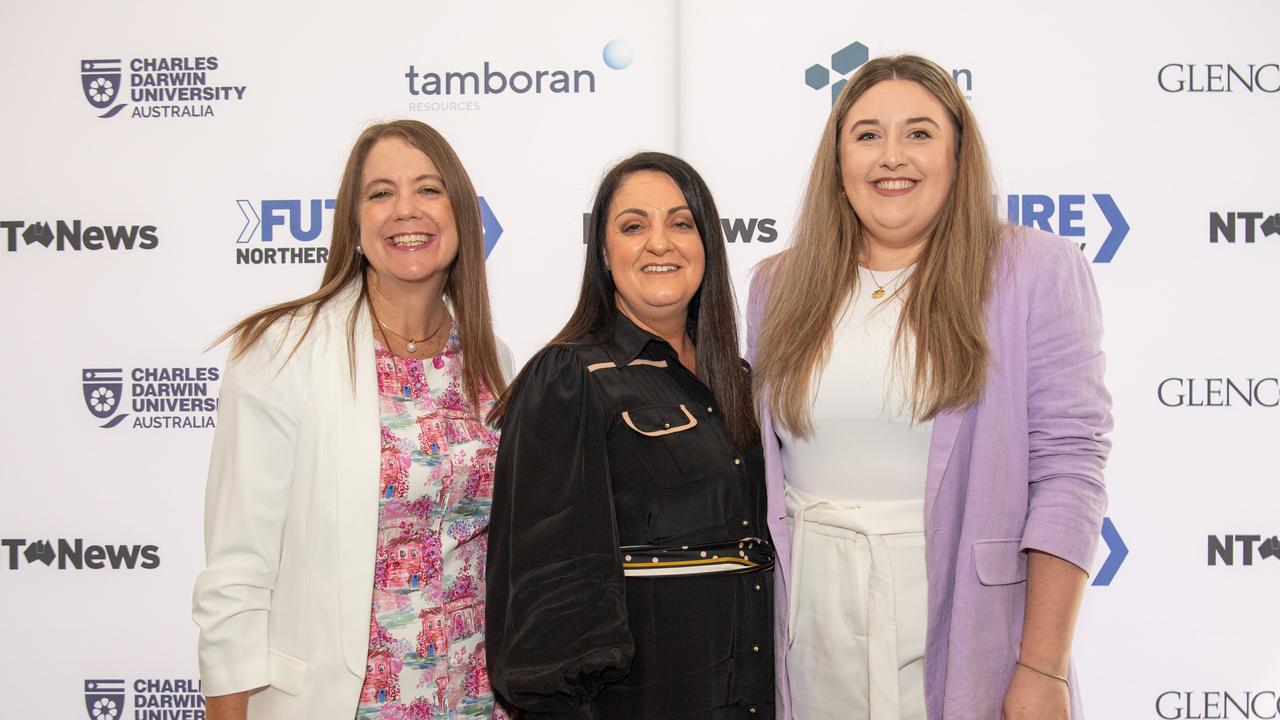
[706,406,714,413]
[749,708,757,715]
[752,644,760,653]
[734,458,741,465]
[664,422,671,429]
[754,584,761,592]
[741,520,750,528]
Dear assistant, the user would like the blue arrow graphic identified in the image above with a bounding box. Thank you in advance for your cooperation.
[1092,516,1128,586]
[478,196,503,259]
[1091,194,1128,263]
[236,200,260,244]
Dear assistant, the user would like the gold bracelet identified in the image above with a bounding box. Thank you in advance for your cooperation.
[1016,660,1069,686]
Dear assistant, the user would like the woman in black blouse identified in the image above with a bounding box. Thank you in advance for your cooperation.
[486,152,774,719]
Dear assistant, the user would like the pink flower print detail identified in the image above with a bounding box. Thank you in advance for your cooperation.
[432,356,445,369]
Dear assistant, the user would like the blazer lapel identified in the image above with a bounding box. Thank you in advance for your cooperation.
[925,407,964,531]
[331,294,380,677]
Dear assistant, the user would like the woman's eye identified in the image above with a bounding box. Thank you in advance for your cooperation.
[908,129,932,139]
[672,220,694,230]
[368,190,391,200]
[857,131,878,141]
[419,186,441,195]
[622,222,643,233]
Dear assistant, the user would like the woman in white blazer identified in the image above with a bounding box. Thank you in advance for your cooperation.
[193,120,513,720]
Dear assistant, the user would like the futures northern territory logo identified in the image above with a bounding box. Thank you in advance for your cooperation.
[1004,193,1129,263]
[234,197,505,264]
[80,56,247,119]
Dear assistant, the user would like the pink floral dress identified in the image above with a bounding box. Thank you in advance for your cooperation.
[357,330,502,720]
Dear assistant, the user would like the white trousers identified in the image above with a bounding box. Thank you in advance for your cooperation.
[785,485,928,720]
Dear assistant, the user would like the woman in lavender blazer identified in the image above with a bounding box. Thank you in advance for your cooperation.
[748,55,1111,720]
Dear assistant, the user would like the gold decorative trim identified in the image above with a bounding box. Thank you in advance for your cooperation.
[621,404,698,436]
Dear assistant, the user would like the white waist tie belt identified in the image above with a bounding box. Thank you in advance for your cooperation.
[785,485,927,720]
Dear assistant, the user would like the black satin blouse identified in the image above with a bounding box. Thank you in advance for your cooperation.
[486,314,774,720]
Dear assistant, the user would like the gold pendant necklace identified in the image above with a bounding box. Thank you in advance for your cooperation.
[866,265,912,301]
[376,314,449,354]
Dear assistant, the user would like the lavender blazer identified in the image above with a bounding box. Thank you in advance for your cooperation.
[746,228,1112,720]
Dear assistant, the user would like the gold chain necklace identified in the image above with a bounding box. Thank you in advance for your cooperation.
[865,265,912,301]
[375,313,449,354]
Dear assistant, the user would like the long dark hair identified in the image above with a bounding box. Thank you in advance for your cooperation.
[490,151,758,450]
[216,120,507,410]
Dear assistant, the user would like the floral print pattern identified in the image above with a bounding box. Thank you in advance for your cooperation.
[358,330,502,720]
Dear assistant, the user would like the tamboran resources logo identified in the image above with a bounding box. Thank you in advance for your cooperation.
[81,56,247,119]
[804,40,974,105]
[405,39,633,113]
[2,218,158,253]
[84,678,204,720]
[234,197,504,264]
[1,538,159,570]
[82,367,219,429]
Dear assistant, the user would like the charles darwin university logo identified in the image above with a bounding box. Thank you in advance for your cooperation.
[83,369,126,428]
[80,55,247,119]
[81,60,125,118]
[82,366,220,430]
[85,679,126,720]
[82,678,204,720]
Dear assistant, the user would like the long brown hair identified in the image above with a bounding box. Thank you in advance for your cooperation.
[489,152,759,450]
[217,120,507,410]
[755,54,1004,434]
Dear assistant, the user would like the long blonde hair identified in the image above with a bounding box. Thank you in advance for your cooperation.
[755,54,1003,434]
[217,120,507,410]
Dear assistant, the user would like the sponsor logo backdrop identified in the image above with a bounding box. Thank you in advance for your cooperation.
[1,1,1276,717]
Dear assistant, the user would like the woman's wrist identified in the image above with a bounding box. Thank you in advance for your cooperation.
[1015,658,1069,686]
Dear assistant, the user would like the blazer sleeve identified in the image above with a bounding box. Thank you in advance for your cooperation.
[191,326,303,696]
[1019,236,1113,572]
[486,346,634,719]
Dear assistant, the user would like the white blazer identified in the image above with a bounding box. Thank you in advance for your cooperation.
[192,282,513,719]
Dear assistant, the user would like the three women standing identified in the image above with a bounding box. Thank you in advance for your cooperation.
[197,52,1110,720]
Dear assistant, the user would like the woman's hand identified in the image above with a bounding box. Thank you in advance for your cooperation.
[1002,664,1069,719]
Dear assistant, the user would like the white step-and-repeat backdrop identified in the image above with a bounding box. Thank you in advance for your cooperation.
[2,1,1277,718]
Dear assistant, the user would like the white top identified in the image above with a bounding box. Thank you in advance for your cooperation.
[777,265,934,502]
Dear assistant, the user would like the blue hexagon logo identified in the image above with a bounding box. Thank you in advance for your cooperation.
[804,64,830,91]
[805,39,870,106]
[831,42,869,76]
